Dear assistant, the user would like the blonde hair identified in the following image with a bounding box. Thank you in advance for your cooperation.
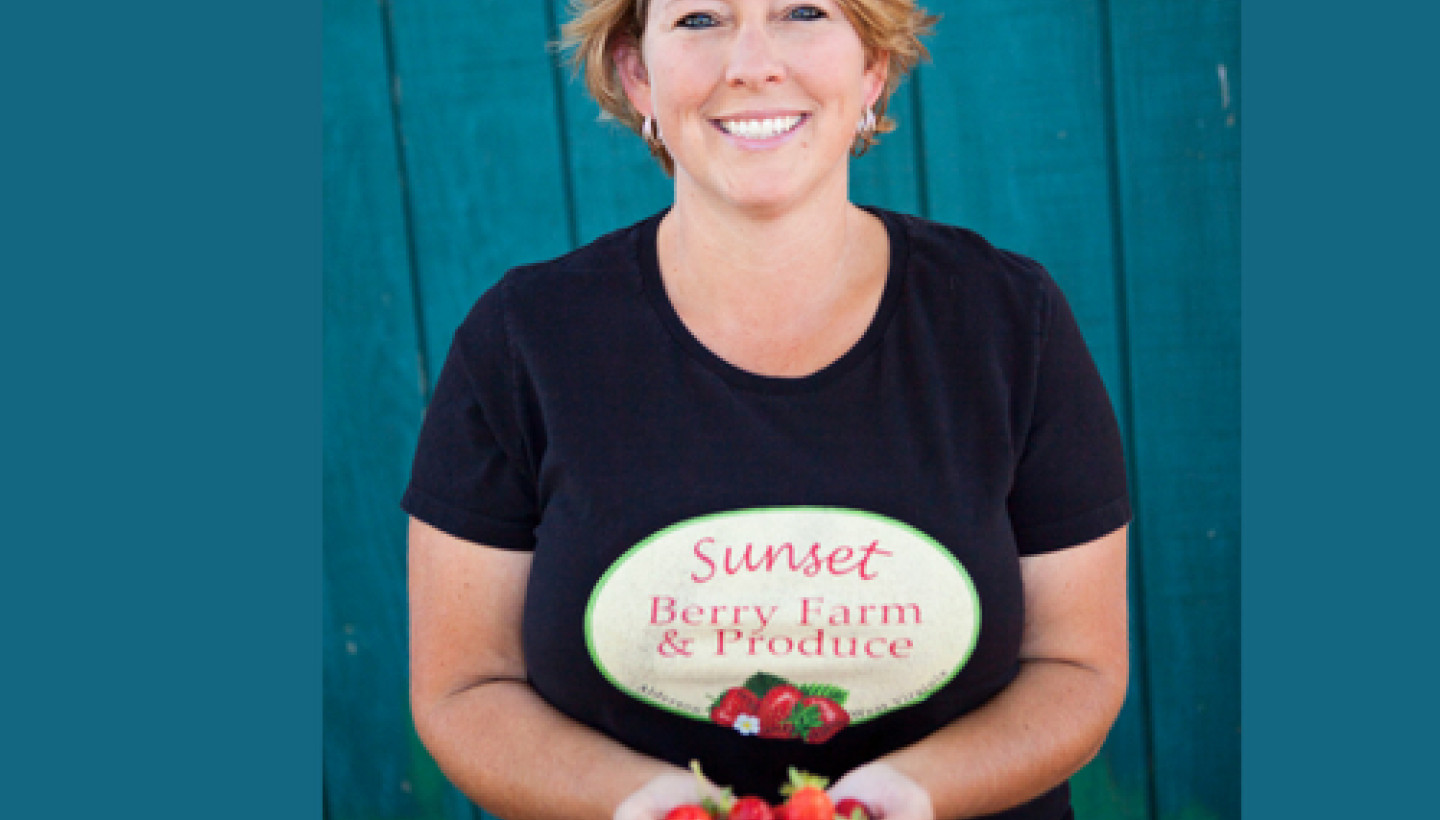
[559,0,939,175]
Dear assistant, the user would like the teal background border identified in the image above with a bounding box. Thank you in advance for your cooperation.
[4,2,319,819]
[1242,0,1438,817]
[5,0,1439,818]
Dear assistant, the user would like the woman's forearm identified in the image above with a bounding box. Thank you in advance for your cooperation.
[881,657,1127,820]
[415,678,682,820]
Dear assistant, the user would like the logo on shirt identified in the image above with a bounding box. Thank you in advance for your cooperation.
[584,507,980,744]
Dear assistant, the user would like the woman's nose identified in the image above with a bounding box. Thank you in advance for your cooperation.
[724,23,786,88]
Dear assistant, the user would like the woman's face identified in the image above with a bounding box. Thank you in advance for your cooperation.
[619,0,887,213]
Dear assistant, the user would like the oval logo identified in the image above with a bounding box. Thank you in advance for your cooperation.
[585,507,980,742]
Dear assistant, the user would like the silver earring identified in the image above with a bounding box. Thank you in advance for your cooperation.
[856,107,877,137]
[643,115,661,144]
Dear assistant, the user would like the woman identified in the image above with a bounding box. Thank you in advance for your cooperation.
[403,2,1130,819]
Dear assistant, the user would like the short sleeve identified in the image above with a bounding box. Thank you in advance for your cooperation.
[1007,275,1132,554]
[400,285,539,550]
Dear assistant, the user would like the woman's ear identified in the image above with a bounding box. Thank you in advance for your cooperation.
[614,41,653,117]
[863,50,890,111]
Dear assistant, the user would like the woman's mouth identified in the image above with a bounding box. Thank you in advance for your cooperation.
[713,114,806,140]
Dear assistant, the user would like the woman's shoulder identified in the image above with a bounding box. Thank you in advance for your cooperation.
[876,208,1063,327]
[881,209,1055,289]
[500,212,658,297]
[457,211,661,330]
[445,212,665,369]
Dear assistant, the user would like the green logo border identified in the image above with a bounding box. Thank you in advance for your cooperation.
[583,506,982,725]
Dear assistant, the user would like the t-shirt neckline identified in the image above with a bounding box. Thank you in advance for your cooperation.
[635,205,908,394]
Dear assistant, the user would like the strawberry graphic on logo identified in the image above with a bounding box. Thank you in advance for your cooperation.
[756,684,804,739]
[710,673,850,743]
[710,687,760,732]
[788,695,850,744]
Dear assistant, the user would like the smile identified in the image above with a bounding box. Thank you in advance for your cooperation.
[714,114,806,140]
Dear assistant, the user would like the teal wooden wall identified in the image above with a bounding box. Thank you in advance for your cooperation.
[323,1,1239,818]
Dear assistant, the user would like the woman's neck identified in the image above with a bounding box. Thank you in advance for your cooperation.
[659,175,870,313]
[655,177,889,377]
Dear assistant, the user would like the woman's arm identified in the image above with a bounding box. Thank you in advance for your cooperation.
[830,526,1130,820]
[409,518,705,820]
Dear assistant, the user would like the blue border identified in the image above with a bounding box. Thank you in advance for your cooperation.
[5,3,319,818]
[1244,1,1438,817]
[14,0,1440,817]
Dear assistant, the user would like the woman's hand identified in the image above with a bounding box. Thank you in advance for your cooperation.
[829,762,934,820]
[852,528,1129,820]
[614,767,729,820]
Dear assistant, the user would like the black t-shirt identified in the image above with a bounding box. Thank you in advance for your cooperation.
[402,208,1129,817]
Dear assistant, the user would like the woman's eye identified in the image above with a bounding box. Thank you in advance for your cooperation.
[676,12,719,29]
[785,5,828,21]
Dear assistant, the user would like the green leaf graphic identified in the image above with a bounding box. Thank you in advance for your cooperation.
[785,704,825,735]
[796,683,849,706]
[743,671,790,697]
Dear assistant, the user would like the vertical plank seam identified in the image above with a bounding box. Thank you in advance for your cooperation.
[377,0,432,403]
[908,67,931,220]
[1095,1,1159,817]
[543,0,581,251]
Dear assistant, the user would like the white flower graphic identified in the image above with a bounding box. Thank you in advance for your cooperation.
[733,714,760,736]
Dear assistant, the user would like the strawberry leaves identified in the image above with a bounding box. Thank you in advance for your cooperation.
[671,765,858,820]
[723,673,851,743]
[783,702,825,737]
[742,672,790,698]
[794,683,848,707]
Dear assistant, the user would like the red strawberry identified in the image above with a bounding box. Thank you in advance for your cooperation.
[662,806,711,820]
[728,796,775,820]
[793,696,850,744]
[834,798,873,820]
[772,802,791,820]
[685,759,732,819]
[756,684,804,739]
[778,768,833,820]
[710,687,760,729]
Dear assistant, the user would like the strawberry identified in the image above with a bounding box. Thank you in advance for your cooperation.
[778,768,833,820]
[772,802,791,820]
[687,760,732,819]
[834,798,873,820]
[789,696,850,744]
[710,687,761,729]
[756,684,804,739]
[728,796,775,820]
[662,806,711,820]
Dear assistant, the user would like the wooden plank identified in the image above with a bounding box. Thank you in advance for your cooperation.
[323,1,472,818]
[1106,2,1241,819]
[917,3,1152,818]
[851,71,923,215]
[546,0,671,247]
[381,4,575,816]
[917,0,1125,391]
[387,0,575,371]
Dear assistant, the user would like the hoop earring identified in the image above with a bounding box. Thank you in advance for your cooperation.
[856,107,877,138]
[643,115,663,146]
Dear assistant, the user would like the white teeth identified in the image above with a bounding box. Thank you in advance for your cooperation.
[719,114,803,139]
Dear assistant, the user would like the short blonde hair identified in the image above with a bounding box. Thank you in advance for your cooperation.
[559,0,939,175]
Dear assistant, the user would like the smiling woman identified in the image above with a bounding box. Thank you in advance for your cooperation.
[613,1,883,215]
[402,2,1134,820]
[562,0,936,175]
